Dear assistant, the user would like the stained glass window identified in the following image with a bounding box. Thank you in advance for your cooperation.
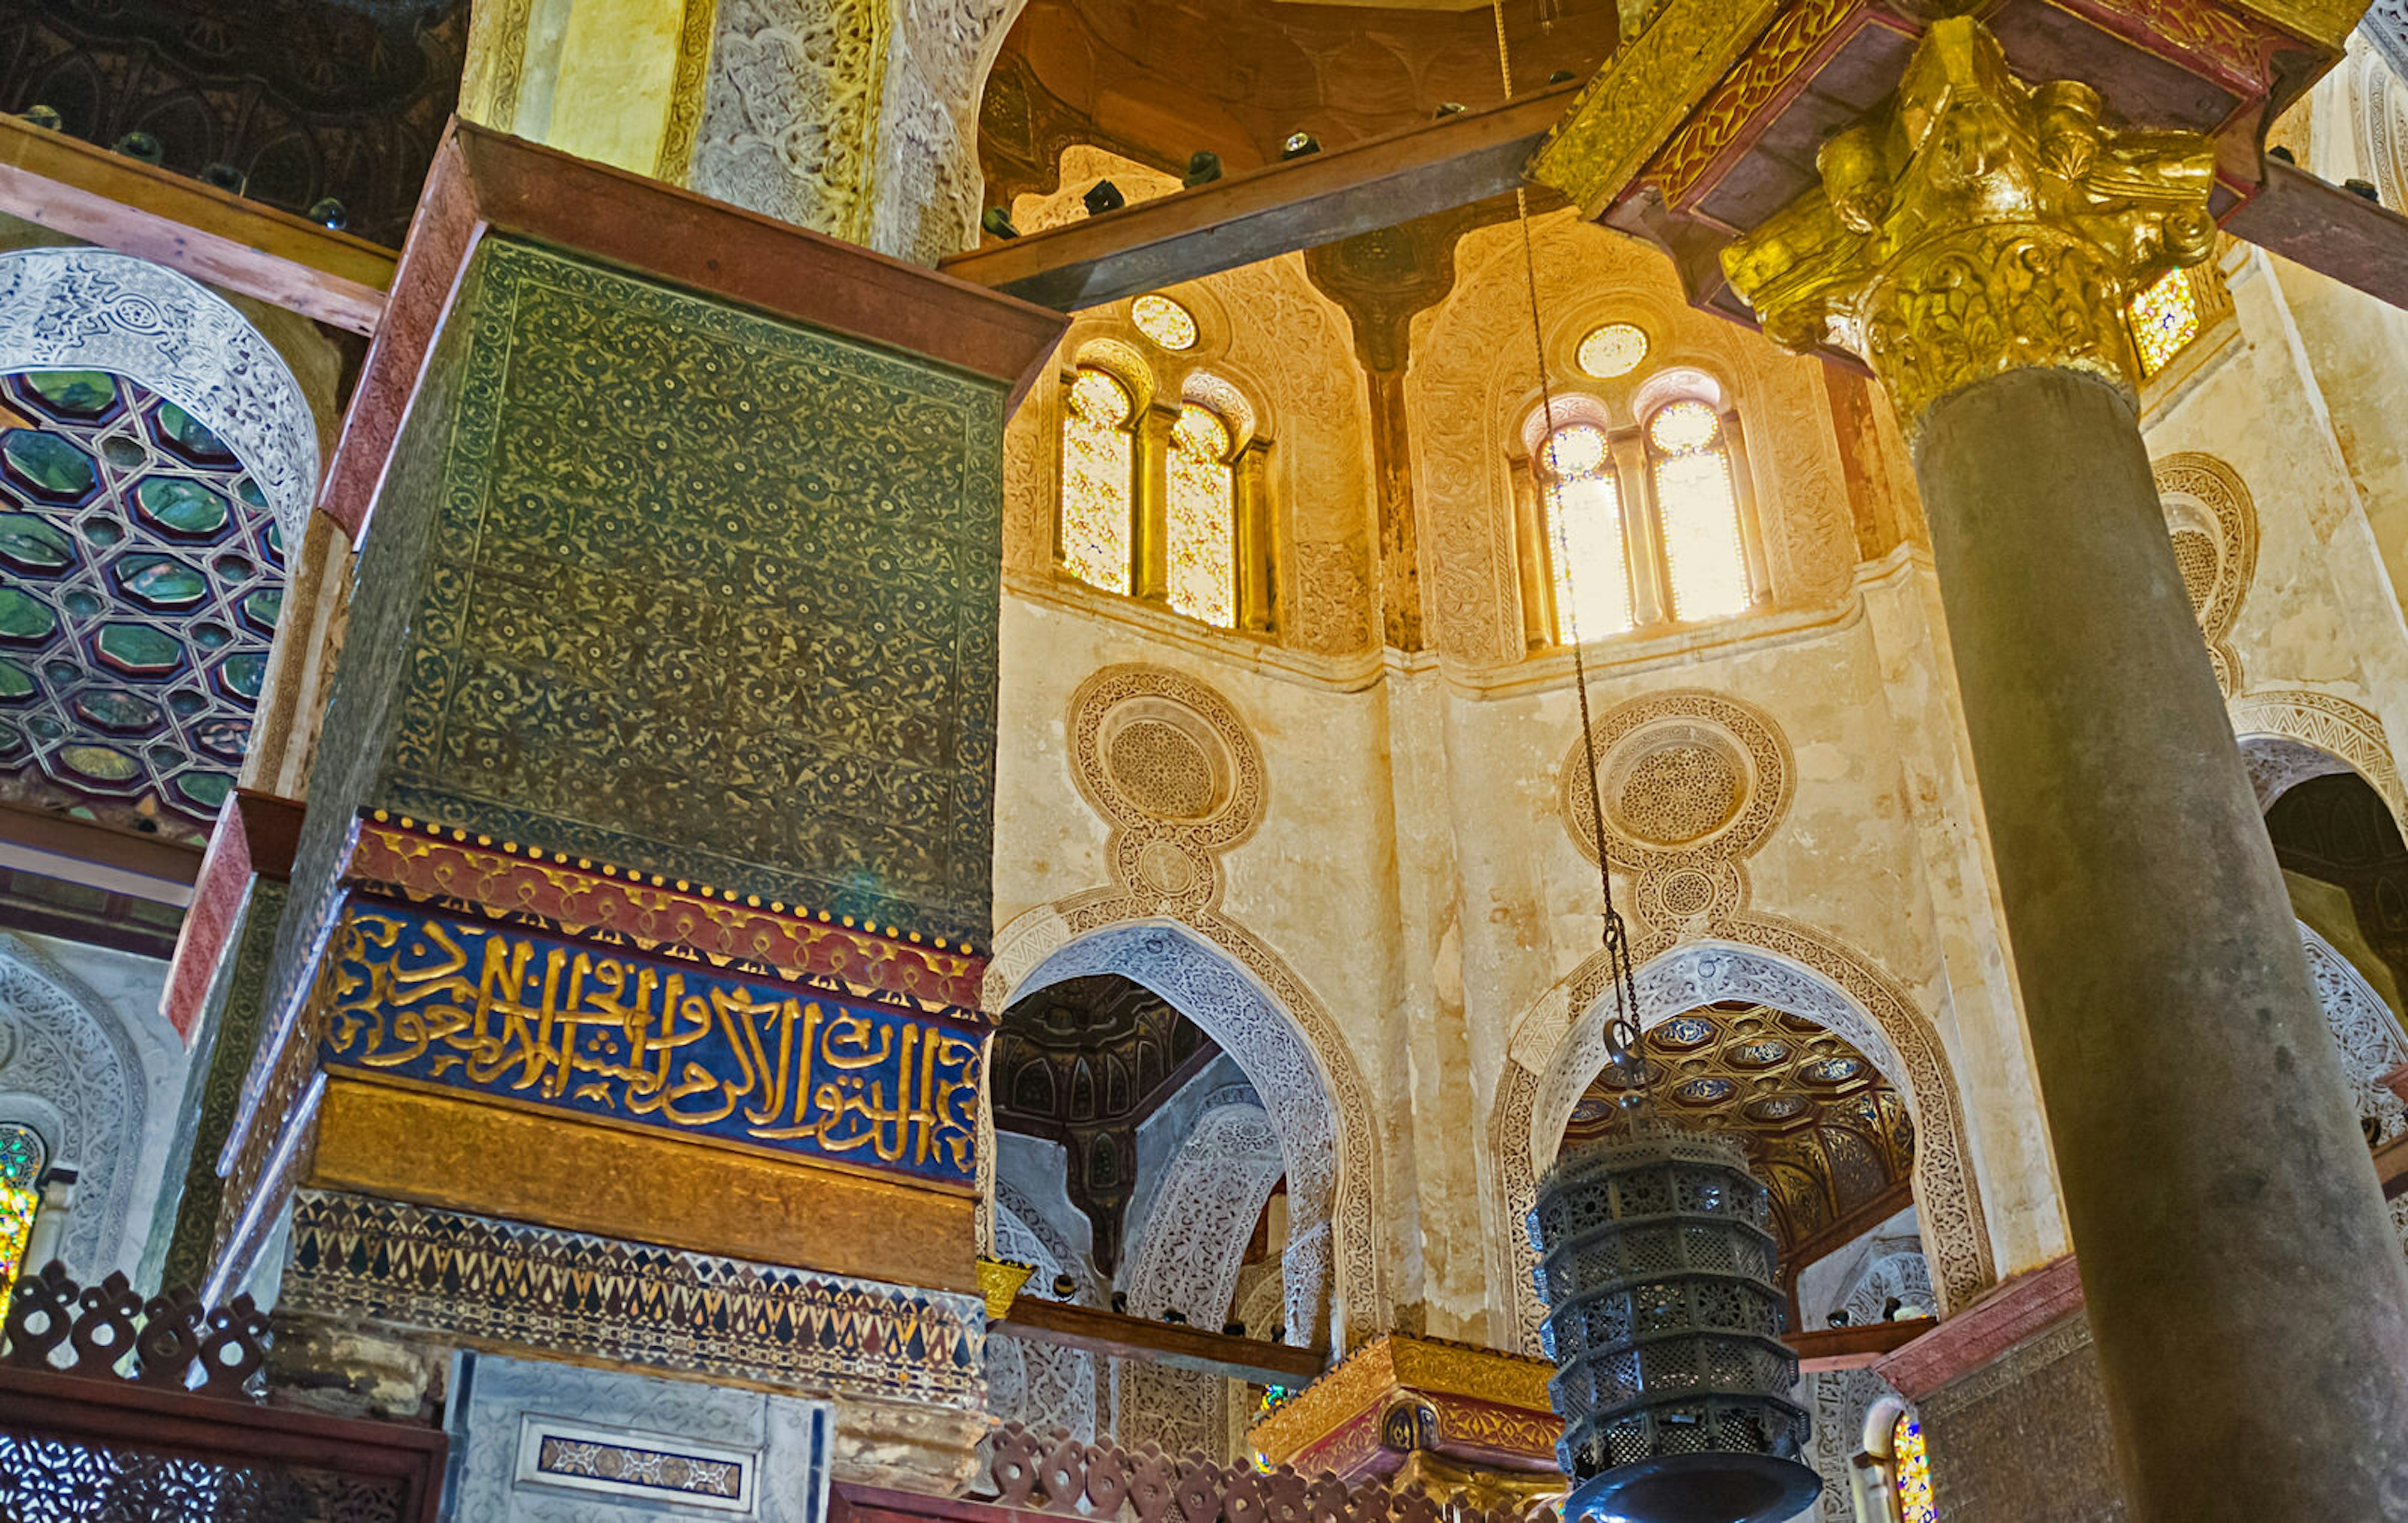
[1541,423,1632,642]
[1061,367,1135,594]
[1578,323,1649,379]
[1168,403,1238,628]
[1893,1411,1936,1523]
[0,1123,46,1305]
[1648,399,1752,622]
[0,371,284,845]
[2129,266,2202,377]
[1131,295,1198,351]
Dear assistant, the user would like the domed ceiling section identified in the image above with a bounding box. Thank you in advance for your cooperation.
[0,368,283,844]
[1562,1001,1916,1251]
[978,0,1619,210]
[995,972,1222,1273]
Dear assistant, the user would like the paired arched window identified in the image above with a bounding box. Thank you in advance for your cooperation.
[1055,311,1269,634]
[1523,361,1759,648]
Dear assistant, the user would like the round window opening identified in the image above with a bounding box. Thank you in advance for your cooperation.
[1577,322,1649,379]
[1132,295,1198,351]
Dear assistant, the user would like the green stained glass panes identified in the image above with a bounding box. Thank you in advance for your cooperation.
[239,588,283,632]
[3,430,95,499]
[134,477,232,538]
[24,371,118,418]
[95,622,184,677]
[116,554,209,609]
[216,650,267,700]
[1166,401,1237,629]
[0,370,280,841]
[74,688,161,734]
[0,514,73,574]
[0,722,19,755]
[1648,400,1753,623]
[0,591,58,645]
[1060,366,1136,595]
[174,770,234,812]
[1541,423,1632,641]
[154,401,235,463]
[59,743,139,782]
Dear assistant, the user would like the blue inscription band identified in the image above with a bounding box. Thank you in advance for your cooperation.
[319,900,985,1186]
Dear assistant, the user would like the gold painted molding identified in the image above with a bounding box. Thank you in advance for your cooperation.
[1524,0,1784,217]
[309,1075,980,1293]
[1249,1332,1556,1463]
[1721,17,2216,426]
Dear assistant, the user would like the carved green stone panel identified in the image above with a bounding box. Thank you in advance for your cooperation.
[321,238,1005,946]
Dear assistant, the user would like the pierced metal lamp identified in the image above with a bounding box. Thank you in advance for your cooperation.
[1530,1116,1817,1523]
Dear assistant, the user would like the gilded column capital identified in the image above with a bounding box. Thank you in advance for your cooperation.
[1721,16,2216,426]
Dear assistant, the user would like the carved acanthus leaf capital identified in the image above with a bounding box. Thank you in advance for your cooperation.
[1721,16,2217,426]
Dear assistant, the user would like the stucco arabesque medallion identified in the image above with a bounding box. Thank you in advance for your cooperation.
[2155,451,2256,698]
[1479,689,1995,1344]
[986,665,1387,1347]
[1558,687,1793,958]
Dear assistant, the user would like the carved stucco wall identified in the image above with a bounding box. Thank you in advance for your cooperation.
[1405,210,1855,667]
[0,934,184,1280]
[999,152,1378,669]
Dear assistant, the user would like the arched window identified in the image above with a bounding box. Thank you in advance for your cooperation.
[0,1122,46,1300]
[1061,366,1137,596]
[1054,319,1273,634]
[1645,398,1751,622]
[1538,421,1632,640]
[1893,1410,1936,1523]
[2129,266,2202,377]
[1519,352,1761,651]
[1168,402,1237,628]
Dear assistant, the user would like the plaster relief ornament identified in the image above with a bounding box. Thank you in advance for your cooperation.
[1721,17,2218,426]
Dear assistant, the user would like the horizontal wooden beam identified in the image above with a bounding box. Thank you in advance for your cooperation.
[937,84,1580,312]
[1789,1315,1936,1373]
[1781,1178,1918,1286]
[0,113,394,334]
[998,1295,1328,1384]
[2223,155,2408,312]
[0,800,201,905]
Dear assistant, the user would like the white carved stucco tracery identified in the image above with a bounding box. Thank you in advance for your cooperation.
[995,919,1356,1345]
[991,1201,1100,1440]
[2230,688,2408,829]
[0,935,141,1277]
[0,248,319,546]
[690,0,889,244]
[2300,920,2408,1144]
[1120,1103,1283,1326]
[2363,8,2408,111]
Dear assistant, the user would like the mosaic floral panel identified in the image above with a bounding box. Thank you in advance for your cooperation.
[335,238,1005,948]
[0,371,282,844]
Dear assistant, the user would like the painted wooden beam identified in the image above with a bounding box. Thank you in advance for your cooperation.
[937,83,1580,312]
[1790,1315,1937,1373]
[0,114,394,334]
[0,800,202,906]
[2223,155,2408,312]
[998,1294,1328,1384]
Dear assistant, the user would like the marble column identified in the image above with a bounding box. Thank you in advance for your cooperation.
[1721,19,2408,1519]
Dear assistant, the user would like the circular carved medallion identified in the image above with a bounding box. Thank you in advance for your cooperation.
[1562,689,1793,869]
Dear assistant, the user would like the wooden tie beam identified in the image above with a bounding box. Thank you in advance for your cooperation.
[937,83,1579,312]
[998,1295,1328,1386]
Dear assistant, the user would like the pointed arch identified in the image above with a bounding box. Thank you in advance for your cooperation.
[0,934,144,1277]
[1487,920,1994,1349]
[990,904,1382,1348]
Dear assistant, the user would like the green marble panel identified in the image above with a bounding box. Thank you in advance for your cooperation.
[318,238,1003,947]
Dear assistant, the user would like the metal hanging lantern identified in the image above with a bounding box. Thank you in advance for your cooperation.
[1529,1116,1818,1523]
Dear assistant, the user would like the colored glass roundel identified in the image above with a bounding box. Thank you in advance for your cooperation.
[0,371,283,842]
[2129,266,2202,377]
[1576,322,1649,379]
[1131,295,1198,351]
